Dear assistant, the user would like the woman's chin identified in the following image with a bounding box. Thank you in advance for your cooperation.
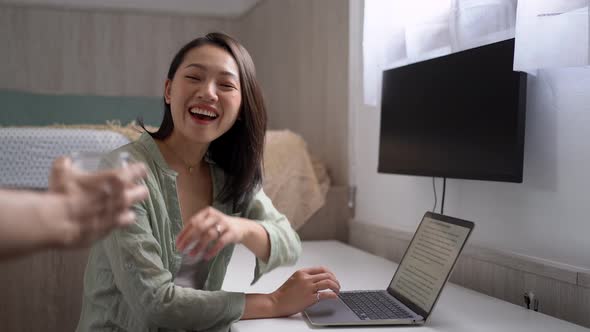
[184,131,221,145]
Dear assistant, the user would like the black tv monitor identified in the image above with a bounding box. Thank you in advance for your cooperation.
[378,38,527,183]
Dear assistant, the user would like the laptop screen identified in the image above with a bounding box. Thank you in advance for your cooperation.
[388,212,473,317]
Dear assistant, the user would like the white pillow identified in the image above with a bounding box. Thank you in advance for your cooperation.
[0,128,130,189]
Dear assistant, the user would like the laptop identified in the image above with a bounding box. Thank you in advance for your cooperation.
[304,211,474,326]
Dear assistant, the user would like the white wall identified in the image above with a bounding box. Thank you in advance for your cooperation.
[350,0,590,269]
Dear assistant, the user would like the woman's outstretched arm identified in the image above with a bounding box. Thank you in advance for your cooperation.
[0,158,147,260]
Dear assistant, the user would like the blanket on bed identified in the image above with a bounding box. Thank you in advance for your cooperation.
[1,124,329,230]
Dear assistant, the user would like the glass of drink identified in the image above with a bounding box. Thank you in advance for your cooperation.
[71,151,131,172]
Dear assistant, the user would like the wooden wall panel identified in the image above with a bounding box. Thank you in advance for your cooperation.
[0,249,90,332]
[233,0,349,185]
[0,5,231,97]
[523,273,590,328]
[298,186,351,242]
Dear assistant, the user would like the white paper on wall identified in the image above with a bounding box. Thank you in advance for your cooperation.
[362,0,408,107]
[449,0,516,51]
[514,0,589,74]
[363,0,517,106]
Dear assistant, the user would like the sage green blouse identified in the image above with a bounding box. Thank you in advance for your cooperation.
[76,133,302,332]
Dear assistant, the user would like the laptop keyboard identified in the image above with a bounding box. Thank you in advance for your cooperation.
[339,291,413,321]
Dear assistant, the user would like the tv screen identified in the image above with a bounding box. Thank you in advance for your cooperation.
[378,39,527,183]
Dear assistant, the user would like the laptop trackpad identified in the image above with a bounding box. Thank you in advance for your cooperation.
[304,298,360,325]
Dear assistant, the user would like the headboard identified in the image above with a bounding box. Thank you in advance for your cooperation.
[0,90,162,126]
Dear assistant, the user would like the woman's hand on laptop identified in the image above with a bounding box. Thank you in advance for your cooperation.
[270,266,341,317]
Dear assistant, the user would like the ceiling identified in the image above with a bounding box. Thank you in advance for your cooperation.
[0,0,263,17]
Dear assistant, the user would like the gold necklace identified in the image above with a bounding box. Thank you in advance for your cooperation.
[165,142,200,173]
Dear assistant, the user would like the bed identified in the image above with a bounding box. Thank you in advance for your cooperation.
[0,122,349,332]
[0,124,330,230]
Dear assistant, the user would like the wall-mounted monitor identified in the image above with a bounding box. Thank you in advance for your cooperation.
[378,39,527,183]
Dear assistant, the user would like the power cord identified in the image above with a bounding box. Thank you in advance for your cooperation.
[433,177,447,215]
[441,177,446,215]
[432,177,438,212]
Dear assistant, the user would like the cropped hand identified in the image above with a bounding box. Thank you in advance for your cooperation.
[176,206,247,260]
[270,267,341,317]
[48,157,148,248]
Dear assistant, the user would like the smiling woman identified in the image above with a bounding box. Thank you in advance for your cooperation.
[164,45,243,144]
[140,33,264,209]
[76,32,341,332]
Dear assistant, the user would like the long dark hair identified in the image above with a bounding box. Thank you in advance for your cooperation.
[140,32,267,210]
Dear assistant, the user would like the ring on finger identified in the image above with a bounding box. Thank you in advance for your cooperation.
[316,291,321,302]
[215,224,222,238]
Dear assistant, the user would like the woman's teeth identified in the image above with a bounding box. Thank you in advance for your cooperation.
[189,107,218,119]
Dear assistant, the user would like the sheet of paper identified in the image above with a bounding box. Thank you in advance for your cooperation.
[514,0,589,74]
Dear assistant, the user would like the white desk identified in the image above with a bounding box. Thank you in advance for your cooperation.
[223,241,589,332]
